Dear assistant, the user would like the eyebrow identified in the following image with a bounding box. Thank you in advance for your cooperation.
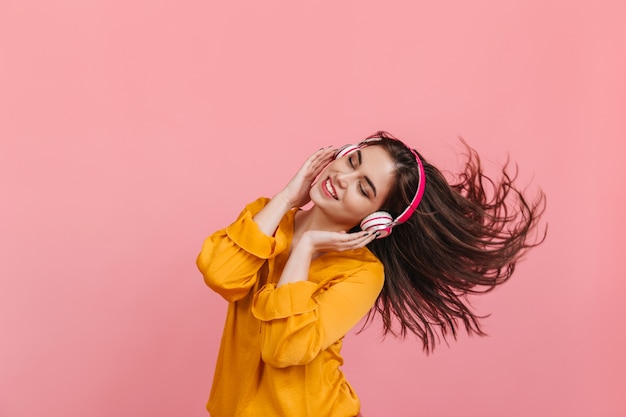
[357,150,377,197]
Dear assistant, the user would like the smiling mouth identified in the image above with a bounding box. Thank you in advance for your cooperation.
[324,178,338,199]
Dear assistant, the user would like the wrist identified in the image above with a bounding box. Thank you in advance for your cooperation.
[272,190,298,210]
[276,238,314,288]
[295,233,316,257]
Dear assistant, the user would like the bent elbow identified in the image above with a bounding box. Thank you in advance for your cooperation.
[198,261,253,303]
[203,274,251,303]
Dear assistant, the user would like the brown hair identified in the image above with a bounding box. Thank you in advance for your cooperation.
[360,131,547,352]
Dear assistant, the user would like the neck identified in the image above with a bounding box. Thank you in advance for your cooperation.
[294,205,350,237]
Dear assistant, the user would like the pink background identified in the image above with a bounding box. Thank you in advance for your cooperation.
[1,1,625,416]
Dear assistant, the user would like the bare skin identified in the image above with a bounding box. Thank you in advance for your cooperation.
[252,146,395,288]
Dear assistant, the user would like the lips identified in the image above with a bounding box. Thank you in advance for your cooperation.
[323,178,338,199]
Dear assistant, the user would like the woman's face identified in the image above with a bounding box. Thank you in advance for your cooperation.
[310,145,396,229]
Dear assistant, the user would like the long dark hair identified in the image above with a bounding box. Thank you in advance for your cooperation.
[359,131,546,352]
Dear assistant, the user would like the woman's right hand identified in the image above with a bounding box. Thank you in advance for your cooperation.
[277,146,336,208]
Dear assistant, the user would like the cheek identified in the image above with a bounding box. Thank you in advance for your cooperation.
[345,195,376,217]
[309,183,322,202]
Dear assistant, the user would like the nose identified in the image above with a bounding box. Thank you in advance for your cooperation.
[334,170,355,189]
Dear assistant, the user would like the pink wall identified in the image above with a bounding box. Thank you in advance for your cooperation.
[1,1,624,416]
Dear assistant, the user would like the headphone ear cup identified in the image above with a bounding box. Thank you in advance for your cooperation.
[360,211,394,238]
[334,144,359,160]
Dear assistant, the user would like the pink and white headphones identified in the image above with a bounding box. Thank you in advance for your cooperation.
[335,137,426,238]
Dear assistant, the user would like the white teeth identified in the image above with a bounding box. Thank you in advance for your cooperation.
[324,179,337,199]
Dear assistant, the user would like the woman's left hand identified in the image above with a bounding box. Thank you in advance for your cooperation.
[300,229,378,254]
[276,229,378,288]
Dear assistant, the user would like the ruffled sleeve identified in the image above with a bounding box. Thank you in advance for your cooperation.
[251,254,384,368]
[252,282,318,320]
[196,198,292,302]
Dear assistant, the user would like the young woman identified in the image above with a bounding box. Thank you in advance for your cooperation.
[196,131,545,417]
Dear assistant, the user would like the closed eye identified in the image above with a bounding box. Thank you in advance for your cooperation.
[359,183,369,197]
[349,155,370,198]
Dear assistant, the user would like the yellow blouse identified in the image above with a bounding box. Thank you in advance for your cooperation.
[197,198,385,417]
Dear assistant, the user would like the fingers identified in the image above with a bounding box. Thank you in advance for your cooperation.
[336,230,379,251]
[304,229,381,254]
[308,146,334,164]
[351,230,380,249]
[306,147,335,177]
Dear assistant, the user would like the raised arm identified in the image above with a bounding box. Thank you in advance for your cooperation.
[196,198,290,302]
[251,230,382,368]
[196,147,336,302]
[252,146,336,235]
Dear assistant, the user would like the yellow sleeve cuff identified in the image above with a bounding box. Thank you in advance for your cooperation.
[224,198,289,259]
